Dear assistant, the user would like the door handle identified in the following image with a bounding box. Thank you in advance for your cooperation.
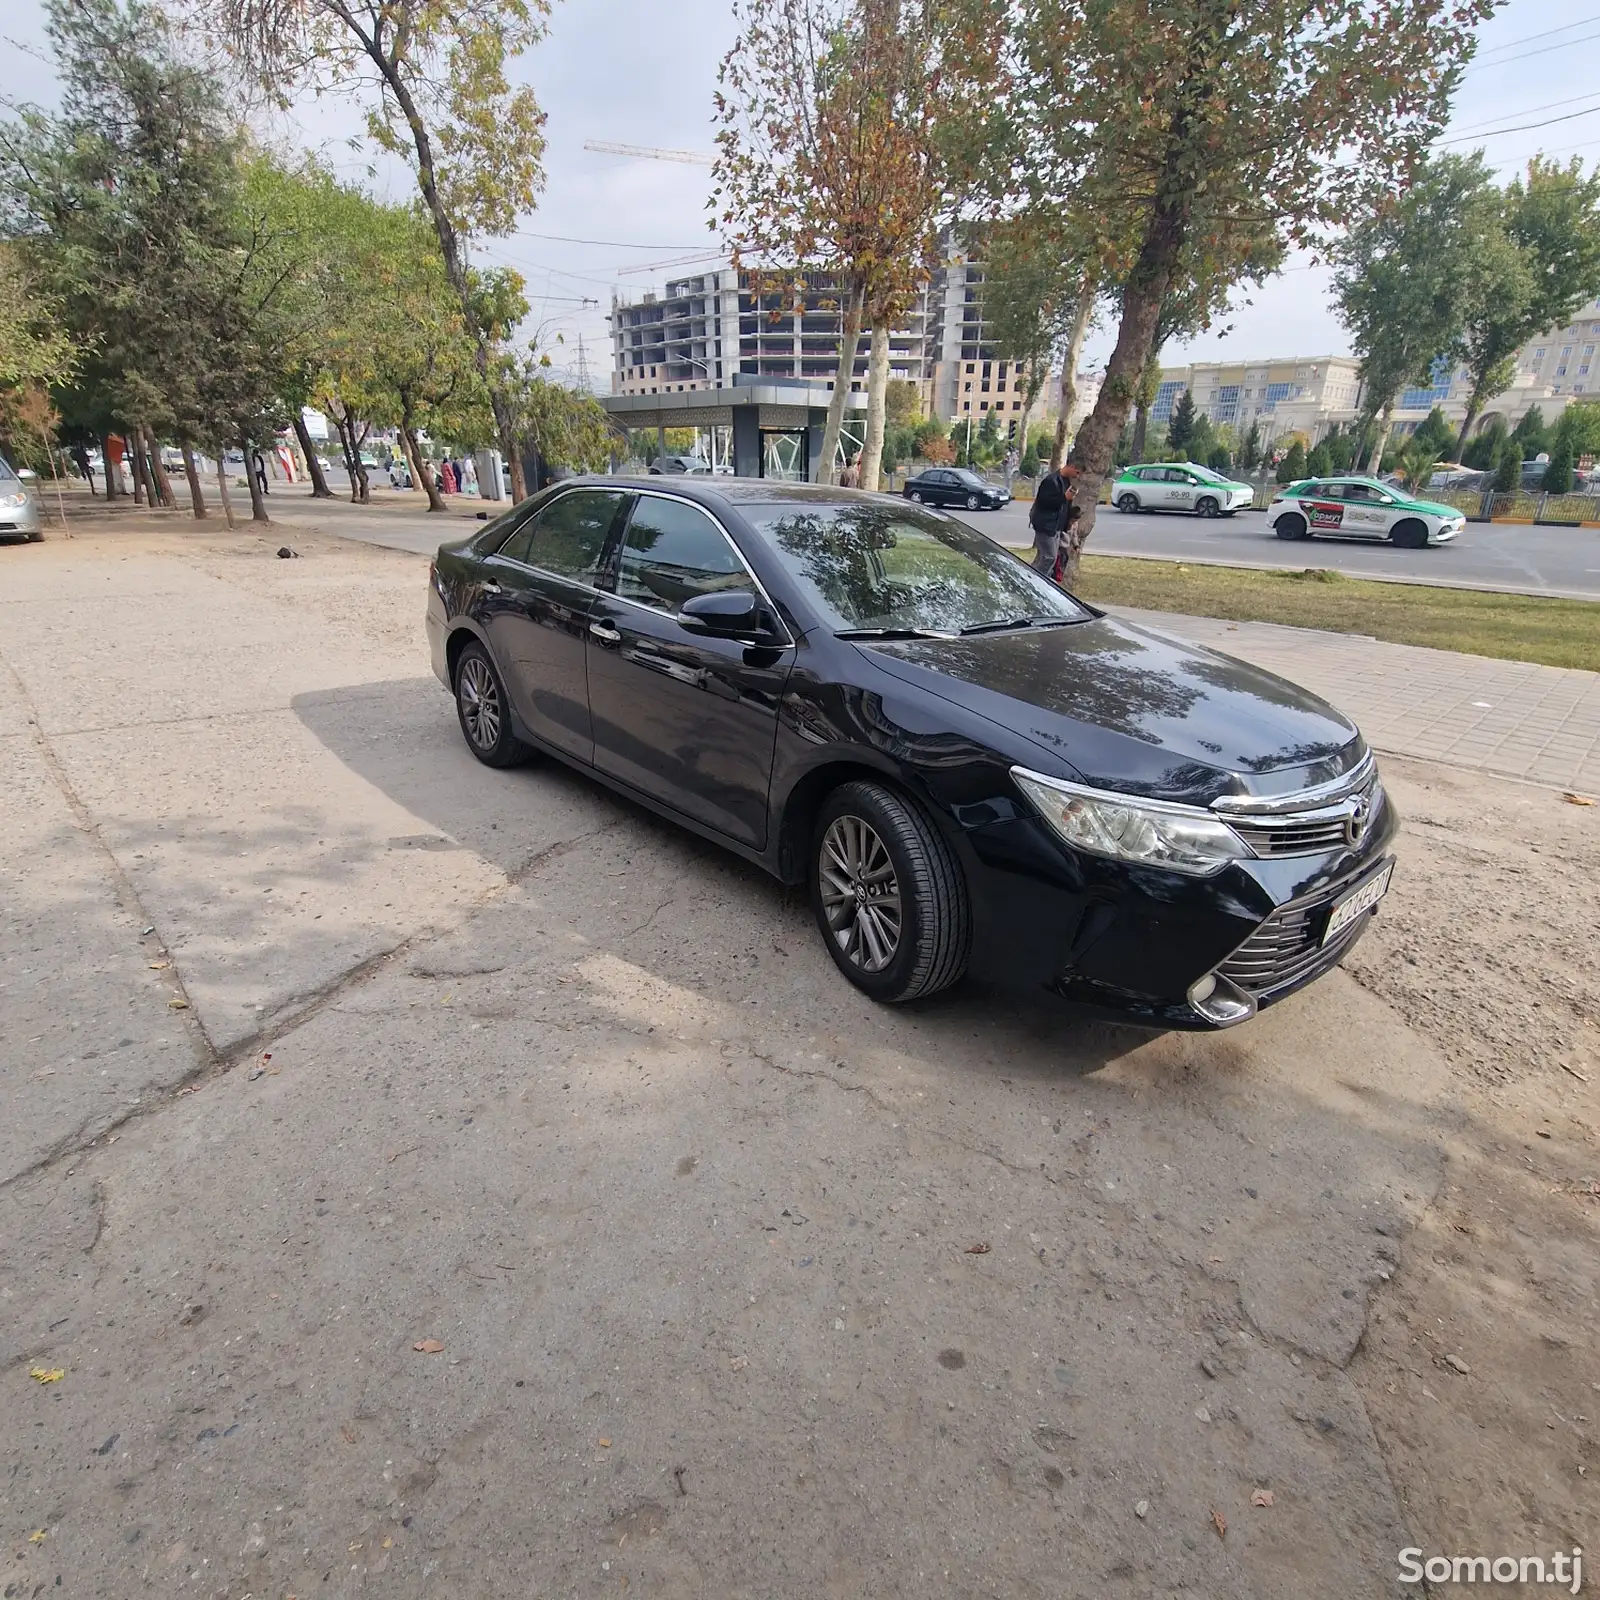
[589,619,622,645]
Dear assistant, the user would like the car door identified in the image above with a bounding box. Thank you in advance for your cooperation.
[478,486,631,764]
[1164,467,1199,512]
[586,492,793,848]
[1339,483,1393,538]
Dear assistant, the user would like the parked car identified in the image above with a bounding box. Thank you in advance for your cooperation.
[0,453,42,542]
[650,455,711,475]
[902,467,1008,510]
[1267,476,1463,547]
[1112,462,1254,517]
[427,479,1396,1028]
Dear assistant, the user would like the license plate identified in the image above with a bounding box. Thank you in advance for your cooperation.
[1323,863,1393,945]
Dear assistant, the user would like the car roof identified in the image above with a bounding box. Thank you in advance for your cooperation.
[547,473,879,510]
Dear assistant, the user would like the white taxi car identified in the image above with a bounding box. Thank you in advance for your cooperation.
[1268,476,1464,548]
[1111,462,1255,517]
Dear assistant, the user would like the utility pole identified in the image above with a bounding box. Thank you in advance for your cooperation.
[576,334,591,394]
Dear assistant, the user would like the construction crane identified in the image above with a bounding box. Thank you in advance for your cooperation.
[583,139,715,167]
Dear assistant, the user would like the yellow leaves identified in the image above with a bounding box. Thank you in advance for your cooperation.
[29,1367,65,1384]
[412,1339,445,1354]
[28,1530,47,1544]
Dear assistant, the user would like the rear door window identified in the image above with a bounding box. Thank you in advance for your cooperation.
[515,489,628,583]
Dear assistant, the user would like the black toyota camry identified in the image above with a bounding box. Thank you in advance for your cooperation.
[427,478,1396,1028]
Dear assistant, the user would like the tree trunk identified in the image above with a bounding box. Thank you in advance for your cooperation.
[402,418,446,513]
[1366,401,1395,474]
[349,419,371,505]
[1061,211,1188,589]
[1050,275,1098,470]
[1454,380,1490,460]
[130,433,155,505]
[214,448,236,529]
[144,426,176,507]
[818,277,865,486]
[860,322,891,492]
[179,442,206,519]
[100,434,118,498]
[1130,403,1149,464]
[242,435,270,523]
[292,412,334,498]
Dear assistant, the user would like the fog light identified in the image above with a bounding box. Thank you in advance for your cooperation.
[1187,972,1256,1027]
[1188,973,1217,1006]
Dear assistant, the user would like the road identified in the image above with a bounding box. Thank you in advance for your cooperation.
[944,499,1600,601]
[251,482,1600,601]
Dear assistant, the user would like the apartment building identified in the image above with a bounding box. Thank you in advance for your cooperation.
[1149,356,1363,440]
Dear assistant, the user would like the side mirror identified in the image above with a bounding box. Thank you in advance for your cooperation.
[678,589,768,639]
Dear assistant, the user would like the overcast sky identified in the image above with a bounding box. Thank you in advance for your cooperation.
[1,0,1594,383]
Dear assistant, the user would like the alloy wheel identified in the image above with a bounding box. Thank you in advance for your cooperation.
[818,814,902,973]
[458,654,502,751]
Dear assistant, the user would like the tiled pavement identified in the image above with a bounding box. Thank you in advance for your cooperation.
[1111,607,1600,796]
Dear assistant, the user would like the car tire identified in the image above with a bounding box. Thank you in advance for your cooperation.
[811,780,970,1004]
[1195,496,1220,518]
[1274,513,1310,540]
[1116,493,1140,512]
[965,493,979,510]
[1390,518,1429,549]
[909,490,923,503]
[453,640,532,768]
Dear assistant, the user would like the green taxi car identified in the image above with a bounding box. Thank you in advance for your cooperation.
[1267,477,1463,548]
[1112,462,1254,517]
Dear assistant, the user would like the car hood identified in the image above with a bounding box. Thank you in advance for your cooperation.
[1396,495,1460,518]
[862,615,1364,806]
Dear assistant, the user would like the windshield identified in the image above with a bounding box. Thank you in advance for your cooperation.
[0,455,17,483]
[744,501,1093,634]
[951,469,983,486]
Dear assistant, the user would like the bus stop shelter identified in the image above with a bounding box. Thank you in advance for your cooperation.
[599,377,841,482]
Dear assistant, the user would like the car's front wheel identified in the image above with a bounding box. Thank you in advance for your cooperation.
[1195,495,1220,517]
[1390,518,1430,549]
[811,781,970,1003]
[1116,493,1140,512]
[1274,513,1310,540]
[454,640,532,768]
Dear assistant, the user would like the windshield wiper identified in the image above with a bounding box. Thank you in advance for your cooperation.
[836,626,956,640]
[958,614,1084,635]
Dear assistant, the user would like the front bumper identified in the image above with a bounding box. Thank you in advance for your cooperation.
[958,785,1399,1029]
[1430,521,1462,544]
[0,494,41,538]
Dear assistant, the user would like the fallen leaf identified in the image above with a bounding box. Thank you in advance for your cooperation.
[598,1437,612,1448]
[168,998,189,1010]
[340,1425,357,1444]
[1211,1508,1227,1539]
[1563,792,1594,806]
[1251,1488,1274,1508]
[965,1242,991,1255]
[382,1537,393,1550]
[29,1367,64,1384]
[28,1530,47,1544]
[348,1542,363,1553]
[148,961,169,970]
[412,1339,445,1354]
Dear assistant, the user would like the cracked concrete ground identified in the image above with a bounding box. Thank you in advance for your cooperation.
[1,516,1595,1598]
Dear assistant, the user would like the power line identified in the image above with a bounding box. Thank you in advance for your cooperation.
[1462,27,1600,75]
[1447,90,1600,138]
[1441,103,1600,145]
[1467,11,1600,62]
[506,227,717,251]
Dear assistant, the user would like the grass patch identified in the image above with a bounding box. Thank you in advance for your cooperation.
[1070,556,1600,672]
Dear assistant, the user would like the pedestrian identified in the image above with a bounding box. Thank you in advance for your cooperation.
[1029,461,1077,576]
[441,459,457,495]
[252,449,269,495]
[1003,446,1019,493]
[70,443,95,495]
[460,455,478,496]
[839,453,861,489]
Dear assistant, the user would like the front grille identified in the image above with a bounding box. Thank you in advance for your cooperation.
[1219,885,1374,998]
[1223,770,1384,858]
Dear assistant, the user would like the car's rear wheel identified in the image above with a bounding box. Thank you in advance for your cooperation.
[1390,518,1429,549]
[811,781,970,1003]
[1116,493,1140,512]
[1274,513,1310,540]
[454,640,531,768]
[965,493,979,510]
[1195,495,1220,518]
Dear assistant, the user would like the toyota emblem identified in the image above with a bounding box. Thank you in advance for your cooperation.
[1345,795,1370,847]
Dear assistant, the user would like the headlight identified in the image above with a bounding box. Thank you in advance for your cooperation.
[1011,767,1249,876]
[0,491,26,508]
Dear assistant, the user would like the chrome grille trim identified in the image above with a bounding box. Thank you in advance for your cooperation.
[1218,874,1380,997]
[1210,750,1375,816]
[1214,757,1383,858]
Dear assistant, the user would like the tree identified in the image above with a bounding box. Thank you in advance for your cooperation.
[1511,405,1549,459]
[1002,0,1486,585]
[714,0,975,487]
[1542,431,1574,494]
[1412,405,1457,460]
[884,379,921,425]
[1306,442,1331,478]
[502,363,615,475]
[1239,420,1261,474]
[1461,415,1508,470]
[215,0,552,501]
[1494,437,1519,493]
[1453,156,1600,455]
[1335,152,1502,472]
[1275,440,1306,484]
[1207,443,1232,475]
[1166,389,1196,455]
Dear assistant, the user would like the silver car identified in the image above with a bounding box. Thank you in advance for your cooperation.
[0,454,42,541]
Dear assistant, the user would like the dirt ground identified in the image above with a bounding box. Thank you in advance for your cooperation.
[0,507,1595,1597]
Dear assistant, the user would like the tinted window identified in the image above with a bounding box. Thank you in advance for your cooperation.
[485,501,542,561]
[617,497,750,611]
[515,489,625,582]
[746,501,1092,633]
[1343,483,1384,503]
[0,455,17,483]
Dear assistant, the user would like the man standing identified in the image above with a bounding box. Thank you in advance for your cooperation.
[1029,462,1077,576]
[1003,446,1020,493]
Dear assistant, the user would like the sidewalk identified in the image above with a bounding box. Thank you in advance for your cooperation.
[1116,606,1600,795]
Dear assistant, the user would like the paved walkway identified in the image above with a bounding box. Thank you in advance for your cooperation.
[1115,607,1600,795]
